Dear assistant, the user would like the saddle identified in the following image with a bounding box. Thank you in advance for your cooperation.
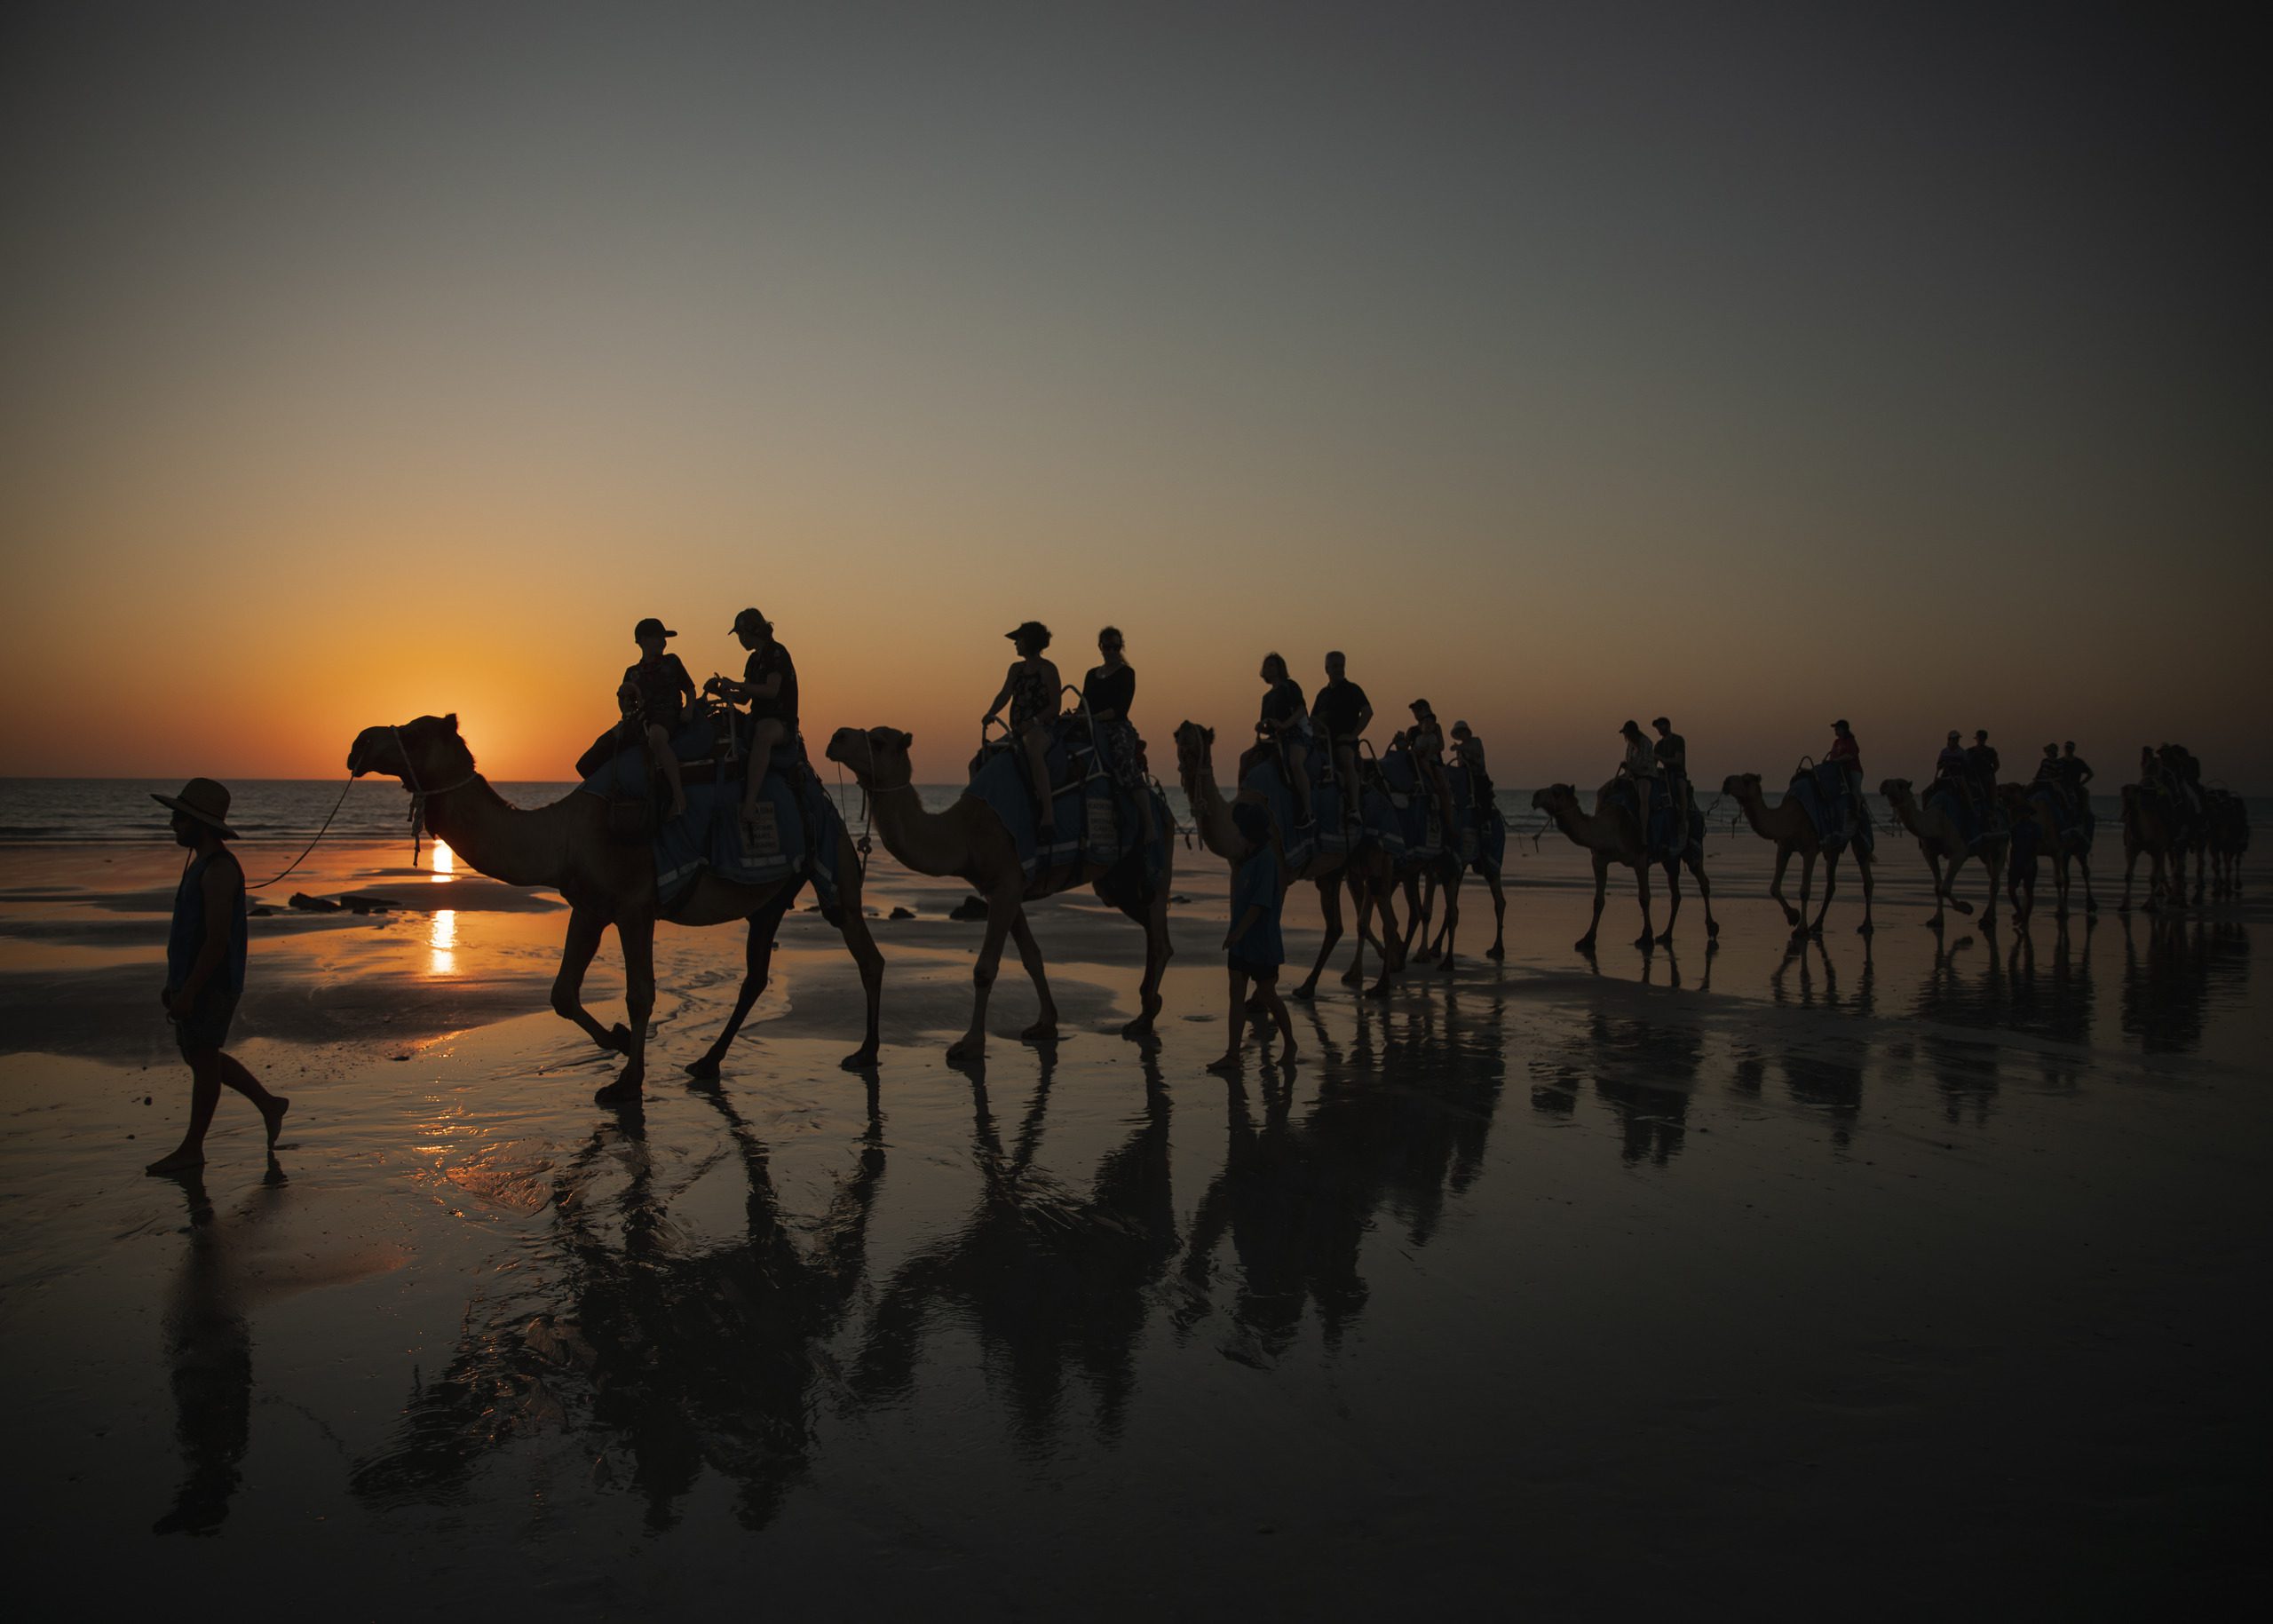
[578,701,809,846]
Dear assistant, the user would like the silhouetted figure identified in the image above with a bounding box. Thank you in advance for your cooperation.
[1827,719,1864,833]
[1652,715,1691,827]
[705,606,798,840]
[1083,625,1156,845]
[1407,699,1453,830]
[983,621,1062,837]
[145,780,287,1176]
[1255,652,1312,826]
[1311,650,1372,828]
[1211,802,1295,1072]
[1965,728,2001,801]
[623,616,695,820]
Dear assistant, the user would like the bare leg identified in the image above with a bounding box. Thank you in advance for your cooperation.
[146,1049,286,1174]
[1255,970,1296,1059]
[1286,743,1311,824]
[741,717,787,820]
[1021,724,1056,836]
[1208,964,1253,1072]
[646,724,686,820]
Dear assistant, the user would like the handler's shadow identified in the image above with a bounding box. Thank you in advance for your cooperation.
[351,1089,885,1533]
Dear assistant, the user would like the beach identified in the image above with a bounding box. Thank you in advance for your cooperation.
[2,780,2267,1613]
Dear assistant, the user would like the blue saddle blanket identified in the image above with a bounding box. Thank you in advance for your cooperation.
[578,744,843,911]
[2028,784,2095,848]
[1242,751,1359,870]
[1925,778,2000,851]
[1789,763,1874,857]
[1446,771,1506,871]
[1375,752,1447,863]
[965,725,1167,887]
[1606,776,1700,860]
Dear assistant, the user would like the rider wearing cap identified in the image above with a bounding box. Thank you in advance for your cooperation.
[984,622,1064,838]
[705,607,799,837]
[624,616,695,819]
[1965,729,2001,802]
[1311,651,1372,828]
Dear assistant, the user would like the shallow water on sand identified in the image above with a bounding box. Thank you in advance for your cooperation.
[2,826,2267,1612]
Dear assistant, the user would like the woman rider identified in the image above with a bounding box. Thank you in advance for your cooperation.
[1406,699,1453,830]
[1619,719,1661,827]
[705,607,797,840]
[624,616,695,820]
[984,622,1064,838]
[1257,653,1312,826]
[1084,626,1156,846]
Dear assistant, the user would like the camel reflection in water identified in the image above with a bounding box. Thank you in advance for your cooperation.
[352,1084,883,1532]
[1530,948,1710,1165]
[1174,996,1508,1362]
[1756,935,1876,1147]
[2121,914,2251,1056]
[851,1047,1179,1450]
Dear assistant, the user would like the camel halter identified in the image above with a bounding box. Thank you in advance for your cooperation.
[392,725,479,867]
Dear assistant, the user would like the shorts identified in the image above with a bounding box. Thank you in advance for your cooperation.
[173,987,241,1057]
[1229,956,1280,982]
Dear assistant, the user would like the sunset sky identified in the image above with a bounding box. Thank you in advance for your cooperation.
[4,3,2266,788]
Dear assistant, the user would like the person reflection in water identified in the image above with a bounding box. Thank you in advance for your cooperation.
[1210,802,1296,1073]
[146,779,288,1176]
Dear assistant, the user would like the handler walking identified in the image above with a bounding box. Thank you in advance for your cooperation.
[146,780,288,1176]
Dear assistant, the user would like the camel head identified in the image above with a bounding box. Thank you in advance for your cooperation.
[825,726,913,788]
[347,714,472,788]
[1720,772,1763,801]
[1171,721,1216,787]
[1878,777,1913,807]
[1531,784,1579,815]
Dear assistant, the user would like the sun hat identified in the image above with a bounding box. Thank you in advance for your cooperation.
[152,778,238,839]
[634,617,677,640]
[1005,621,1051,649]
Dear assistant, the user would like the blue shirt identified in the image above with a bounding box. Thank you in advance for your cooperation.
[1227,844,1285,969]
[169,851,249,995]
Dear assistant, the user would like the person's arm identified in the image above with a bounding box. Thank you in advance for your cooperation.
[982,665,1017,725]
[2077,760,2094,787]
[168,857,240,1017]
[1224,902,1264,952]
[672,656,698,708]
[1353,701,1373,738]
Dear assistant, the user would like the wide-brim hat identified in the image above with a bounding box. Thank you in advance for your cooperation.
[153,777,238,838]
[634,617,677,640]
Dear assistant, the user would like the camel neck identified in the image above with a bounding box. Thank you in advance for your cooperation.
[866,777,967,877]
[1181,758,1241,860]
[418,776,559,888]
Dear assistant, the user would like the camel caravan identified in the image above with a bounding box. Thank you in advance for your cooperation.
[342,617,2252,1097]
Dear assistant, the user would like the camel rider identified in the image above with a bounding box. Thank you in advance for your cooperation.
[1257,652,1313,827]
[984,622,1064,839]
[2032,743,2071,817]
[1311,650,1372,828]
[1083,626,1156,846]
[1827,720,1865,829]
[705,608,799,840]
[1651,717,1691,828]
[624,617,695,820]
[1619,720,1662,827]
[2058,741,2093,805]
[1407,700,1453,831]
[1450,721,1494,809]
[1965,729,2001,802]
[2160,743,2205,830]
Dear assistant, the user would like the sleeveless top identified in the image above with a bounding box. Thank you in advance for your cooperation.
[1009,660,1057,730]
[170,851,249,995]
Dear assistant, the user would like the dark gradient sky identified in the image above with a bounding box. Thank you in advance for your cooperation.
[4,3,2267,786]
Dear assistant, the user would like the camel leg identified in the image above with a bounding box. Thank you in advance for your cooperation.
[1809,851,1835,938]
[594,914,655,1104]
[1687,850,1717,941]
[1295,875,1343,1001]
[1982,851,2001,929]
[949,890,1020,1065]
[1122,889,1169,1037]
[686,891,795,1080]
[2120,842,2138,913]
[1399,875,1426,961]
[552,907,633,1057]
[1485,865,1507,959]
[1370,874,1404,987]
[1008,907,1060,1043]
[1414,873,1440,962]
[1657,858,1683,944]
[1923,849,1946,927]
[1793,850,1815,941]
[1577,853,1609,954]
[1856,852,1874,935]
[1769,845,1796,927]
[1436,868,1462,972]
[1632,860,1657,950]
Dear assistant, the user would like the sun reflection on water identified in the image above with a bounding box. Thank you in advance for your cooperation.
[428,908,457,978]
[431,838,454,880]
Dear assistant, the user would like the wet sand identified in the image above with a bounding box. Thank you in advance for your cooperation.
[2,827,2267,1612]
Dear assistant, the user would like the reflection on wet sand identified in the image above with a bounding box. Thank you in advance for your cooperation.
[854,1049,1177,1449]
[1762,937,1875,1147]
[2121,914,2251,1056]
[352,1087,884,1531]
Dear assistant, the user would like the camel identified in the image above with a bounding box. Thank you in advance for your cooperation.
[1879,778,2005,931]
[2119,782,2190,913]
[1406,777,1510,970]
[1172,722,1401,997]
[2206,789,2250,899]
[1529,780,1718,953]
[347,715,883,1102]
[1999,781,2097,925]
[825,725,1170,1063]
[1720,772,1875,939]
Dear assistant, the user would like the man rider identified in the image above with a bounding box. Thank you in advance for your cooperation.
[1620,720,1661,828]
[1451,721,1493,807]
[706,607,799,840]
[1311,651,1373,829]
[2057,741,2093,804]
[1936,730,1974,811]
[1651,717,1690,828]
[1965,729,2001,803]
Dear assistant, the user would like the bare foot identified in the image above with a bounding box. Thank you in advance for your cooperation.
[145,1147,204,1176]
[1205,1051,1239,1074]
[261,1095,290,1148]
